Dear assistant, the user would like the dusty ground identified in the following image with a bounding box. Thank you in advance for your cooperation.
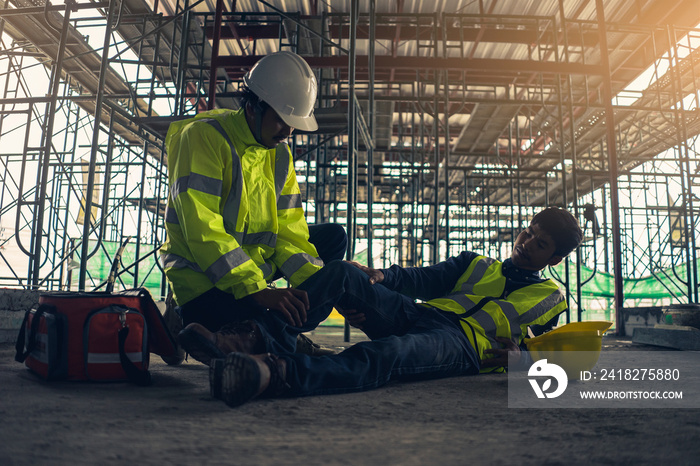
[1,331,699,465]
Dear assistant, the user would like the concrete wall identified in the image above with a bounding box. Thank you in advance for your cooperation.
[0,289,40,343]
[621,306,664,337]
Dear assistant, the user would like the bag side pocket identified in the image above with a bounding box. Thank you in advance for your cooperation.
[15,305,68,381]
[83,305,150,383]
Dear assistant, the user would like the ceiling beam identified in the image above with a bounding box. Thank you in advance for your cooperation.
[219,55,602,75]
[206,23,600,48]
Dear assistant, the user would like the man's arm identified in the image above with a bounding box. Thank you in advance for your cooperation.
[270,144,324,287]
[480,337,535,371]
[481,337,521,369]
[357,250,480,301]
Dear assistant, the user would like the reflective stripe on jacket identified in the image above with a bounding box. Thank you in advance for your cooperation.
[425,255,566,373]
[159,108,323,305]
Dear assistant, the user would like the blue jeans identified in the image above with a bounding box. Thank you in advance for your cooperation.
[252,260,480,397]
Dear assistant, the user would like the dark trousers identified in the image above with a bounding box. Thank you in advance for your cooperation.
[243,260,480,396]
[181,223,347,331]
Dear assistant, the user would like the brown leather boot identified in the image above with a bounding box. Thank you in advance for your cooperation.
[215,352,289,407]
[295,333,337,356]
[178,320,264,366]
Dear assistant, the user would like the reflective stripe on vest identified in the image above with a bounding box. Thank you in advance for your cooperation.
[465,287,561,343]
[458,257,497,294]
[274,142,290,200]
[161,251,273,282]
[202,118,244,235]
[171,172,223,200]
[229,226,277,248]
[279,252,324,278]
[165,202,179,224]
[437,256,503,314]
[278,193,302,210]
[241,230,277,248]
[161,249,249,284]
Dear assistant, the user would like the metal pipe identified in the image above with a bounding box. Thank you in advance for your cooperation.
[78,0,120,291]
[595,0,625,335]
[207,0,225,110]
[666,25,698,303]
[343,0,359,342]
[367,0,376,267]
[29,0,76,289]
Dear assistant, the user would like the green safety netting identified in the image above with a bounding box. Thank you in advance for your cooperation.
[78,241,695,315]
[546,259,699,300]
[73,240,163,296]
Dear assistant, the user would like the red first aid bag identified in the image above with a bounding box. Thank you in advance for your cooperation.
[15,289,177,385]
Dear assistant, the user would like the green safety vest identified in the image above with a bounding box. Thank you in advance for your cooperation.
[425,255,567,373]
[159,108,323,305]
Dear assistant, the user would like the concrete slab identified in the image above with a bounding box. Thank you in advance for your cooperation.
[1,332,699,465]
[621,306,664,337]
[633,326,700,350]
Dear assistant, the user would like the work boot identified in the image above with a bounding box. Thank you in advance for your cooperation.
[159,292,185,366]
[295,333,336,356]
[212,352,289,407]
[209,358,225,400]
[178,320,264,366]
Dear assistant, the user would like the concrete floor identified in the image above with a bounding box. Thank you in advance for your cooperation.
[1,331,699,465]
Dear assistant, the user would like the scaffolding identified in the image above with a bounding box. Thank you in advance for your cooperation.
[1,0,699,330]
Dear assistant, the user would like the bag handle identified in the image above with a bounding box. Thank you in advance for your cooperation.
[106,236,131,293]
[14,304,54,363]
[117,324,152,386]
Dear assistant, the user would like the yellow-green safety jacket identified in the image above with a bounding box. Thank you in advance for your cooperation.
[159,108,323,305]
[425,255,566,373]
[380,251,566,373]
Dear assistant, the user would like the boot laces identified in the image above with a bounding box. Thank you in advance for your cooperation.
[218,320,257,337]
[261,353,290,397]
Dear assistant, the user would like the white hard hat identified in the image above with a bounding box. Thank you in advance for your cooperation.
[243,51,318,132]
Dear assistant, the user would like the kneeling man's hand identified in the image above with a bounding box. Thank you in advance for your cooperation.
[251,288,309,327]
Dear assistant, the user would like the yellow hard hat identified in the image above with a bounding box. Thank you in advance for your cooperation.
[524,321,612,380]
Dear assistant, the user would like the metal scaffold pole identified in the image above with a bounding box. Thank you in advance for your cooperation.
[595,0,625,335]
[30,0,75,289]
[78,0,119,291]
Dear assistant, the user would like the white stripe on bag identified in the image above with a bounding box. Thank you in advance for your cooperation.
[87,352,144,364]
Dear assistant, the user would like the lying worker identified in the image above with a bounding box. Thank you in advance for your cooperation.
[179,207,582,407]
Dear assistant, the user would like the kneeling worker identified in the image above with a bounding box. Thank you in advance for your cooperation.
[160,51,346,358]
